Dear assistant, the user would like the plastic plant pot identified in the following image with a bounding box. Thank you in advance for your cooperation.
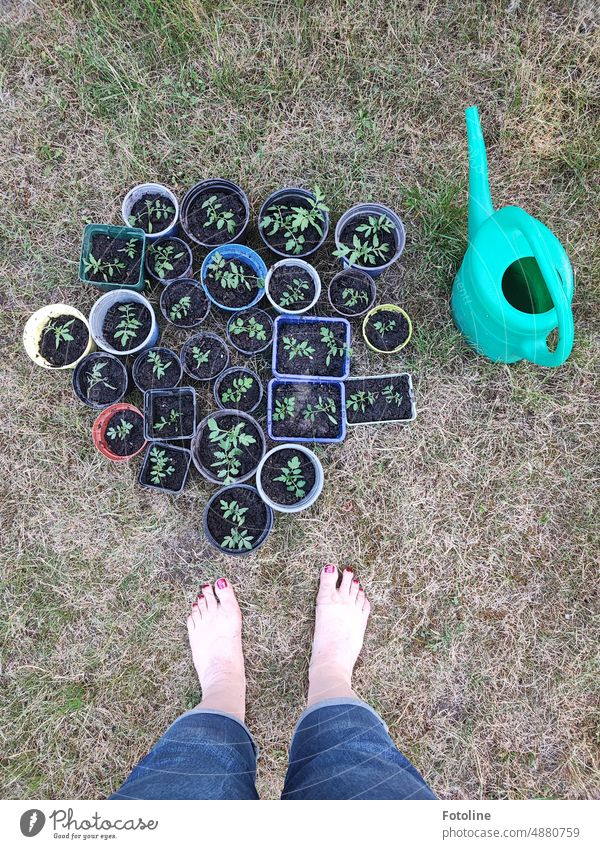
[213,367,263,414]
[23,303,95,370]
[362,304,413,354]
[145,236,193,284]
[79,223,147,292]
[272,315,352,380]
[132,346,182,392]
[264,258,321,315]
[334,202,406,279]
[89,290,158,357]
[258,186,330,259]
[345,373,417,426]
[267,378,347,445]
[226,307,274,355]
[121,182,179,242]
[180,178,250,248]
[256,443,324,514]
[159,278,211,329]
[180,331,229,382]
[92,402,147,462]
[191,409,266,485]
[73,351,128,409]
[138,441,192,495]
[328,268,376,318]
[201,243,267,312]
[143,387,197,442]
[203,484,274,557]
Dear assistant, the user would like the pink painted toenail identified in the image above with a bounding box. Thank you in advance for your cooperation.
[216,578,227,589]
[324,564,335,573]
[198,594,204,600]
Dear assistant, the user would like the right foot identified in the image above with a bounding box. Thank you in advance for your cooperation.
[307,565,371,706]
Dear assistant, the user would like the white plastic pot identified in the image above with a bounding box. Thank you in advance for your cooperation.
[121,182,179,241]
[89,290,158,357]
[23,303,94,370]
[256,443,324,514]
[264,258,321,315]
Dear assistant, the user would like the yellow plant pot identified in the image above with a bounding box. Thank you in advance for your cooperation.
[362,303,413,354]
[22,303,95,370]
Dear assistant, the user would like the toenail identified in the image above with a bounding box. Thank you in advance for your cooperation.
[202,583,210,588]
[216,578,227,589]
[324,564,335,573]
[345,568,353,573]
[352,578,360,584]
[198,594,204,600]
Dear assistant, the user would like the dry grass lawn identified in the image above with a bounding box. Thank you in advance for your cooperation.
[1,0,599,799]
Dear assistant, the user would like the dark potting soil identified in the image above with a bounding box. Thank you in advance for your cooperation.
[271,381,343,440]
[364,309,409,352]
[78,355,126,405]
[183,335,228,380]
[206,486,269,551]
[329,270,374,315]
[135,349,181,391]
[261,194,324,255]
[87,233,143,285]
[338,214,398,269]
[197,414,263,481]
[105,409,145,457]
[217,370,261,413]
[149,391,195,440]
[260,448,316,506]
[204,258,263,309]
[140,443,190,492]
[39,315,89,366]
[186,188,246,245]
[345,375,413,424]
[163,280,209,327]
[268,266,315,311]
[103,301,152,352]
[227,308,273,353]
[275,319,349,378]
[129,193,176,234]
[147,238,191,281]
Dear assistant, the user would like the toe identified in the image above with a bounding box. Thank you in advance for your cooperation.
[350,577,361,600]
[214,577,234,605]
[362,596,371,616]
[356,588,365,607]
[197,592,207,610]
[186,613,195,632]
[319,564,338,591]
[202,583,216,609]
[191,601,202,624]
[340,568,354,595]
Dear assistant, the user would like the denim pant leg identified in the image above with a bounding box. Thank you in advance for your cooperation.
[282,698,436,800]
[110,709,259,800]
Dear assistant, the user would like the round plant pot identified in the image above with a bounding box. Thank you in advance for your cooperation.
[213,367,263,414]
[180,332,229,382]
[256,443,324,514]
[89,290,158,357]
[258,186,330,259]
[121,182,179,241]
[23,304,94,370]
[328,268,376,318]
[73,351,128,409]
[226,307,274,355]
[159,278,210,329]
[191,409,266,485]
[145,236,193,284]
[180,178,250,248]
[132,346,182,392]
[92,402,147,462]
[203,484,274,556]
[264,258,321,315]
[201,243,267,312]
[362,303,413,354]
[334,202,406,278]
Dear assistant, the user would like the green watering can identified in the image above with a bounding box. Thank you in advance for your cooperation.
[451,106,575,366]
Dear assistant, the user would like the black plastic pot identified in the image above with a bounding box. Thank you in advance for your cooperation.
[191,409,266,485]
[72,351,128,409]
[258,187,329,259]
[138,441,192,495]
[327,268,376,318]
[143,387,197,442]
[226,307,274,355]
[180,178,250,248]
[145,236,193,284]
[203,484,274,556]
[159,278,210,329]
[180,332,229,381]
[132,346,182,392]
[213,367,263,414]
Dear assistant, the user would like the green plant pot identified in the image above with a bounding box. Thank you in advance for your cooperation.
[79,223,147,292]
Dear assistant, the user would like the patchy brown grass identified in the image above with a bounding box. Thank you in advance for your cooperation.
[0,0,599,799]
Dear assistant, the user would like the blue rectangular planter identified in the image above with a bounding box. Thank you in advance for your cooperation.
[272,315,352,380]
[267,378,347,444]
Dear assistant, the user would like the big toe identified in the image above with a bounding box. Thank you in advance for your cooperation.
[318,564,338,594]
[214,577,237,609]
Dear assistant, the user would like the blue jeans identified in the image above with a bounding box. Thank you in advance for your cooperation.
[110,698,436,800]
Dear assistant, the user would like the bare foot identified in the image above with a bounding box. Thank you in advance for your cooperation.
[186,578,246,722]
[307,565,371,706]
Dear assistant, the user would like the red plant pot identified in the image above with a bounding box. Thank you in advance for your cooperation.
[92,402,147,462]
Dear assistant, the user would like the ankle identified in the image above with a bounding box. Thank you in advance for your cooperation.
[199,681,246,722]
[307,662,356,706]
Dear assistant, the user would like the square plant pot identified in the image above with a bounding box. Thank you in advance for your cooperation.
[345,373,416,426]
[79,223,147,292]
[138,441,192,494]
[272,315,351,380]
[144,387,197,442]
[267,378,346,444]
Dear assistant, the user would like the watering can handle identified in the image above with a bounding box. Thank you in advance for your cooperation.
[515,211,574,367]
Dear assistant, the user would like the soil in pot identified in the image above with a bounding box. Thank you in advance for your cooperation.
[216,369,261,413]
[196,413,264,484]
[204,254,263,309]
[228,308,272,353]
[260,190,327,255]
[260,448,316,506]
[147,238,190,281]
[183,334,228,380]
[268,265,315,311]
[186,188,246,245]
[128,192,176,234]
[134,348,180,391]
[104,409,145,457]
[85,233,143,285]
[103,301,152,353]
[337,214,398,269]
[364,309,409,352]
[140,443,190,492]
[148,391,195,440]
[206,486,270,553]
[76,354,126,405]
[276,318,349,378]
[162,280,209,327]
[329,270,374,316]
[39,314,89,366]
[271,381,343,440]
[345,375,413,424]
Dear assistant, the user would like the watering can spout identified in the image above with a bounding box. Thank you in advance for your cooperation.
[466,105,494,240]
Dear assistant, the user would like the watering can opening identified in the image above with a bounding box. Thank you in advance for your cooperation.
[501,256,555,315]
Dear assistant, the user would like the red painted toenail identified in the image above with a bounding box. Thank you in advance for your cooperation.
[202,584,210,588]
[353,578,360,584]
[345,568,353,573]
[324,564,335,573]
[198,594,204,600]
[216,578,227,589]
